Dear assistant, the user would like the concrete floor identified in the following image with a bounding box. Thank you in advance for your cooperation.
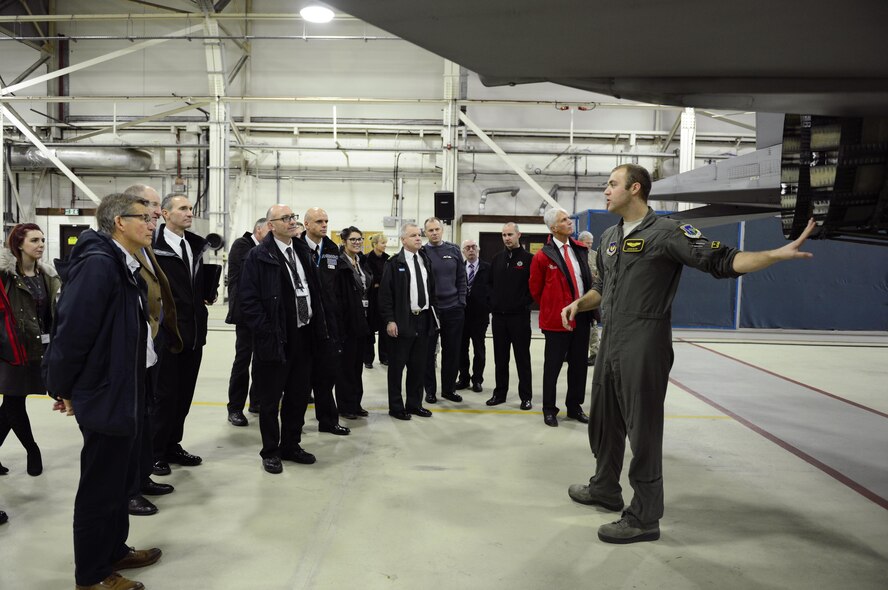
[1,307,886,589]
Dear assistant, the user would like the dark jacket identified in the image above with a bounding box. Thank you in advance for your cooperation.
[529,235,593,332]
[153,225,210,350]
[43,230,147,436]
[364,249,389,331]
[225,231,256,325]
[421,241,466,310]
[379,248,439,332]
[0,247,61,364]
[489,246,534,314]
[334,253,370,338]
[464,259,491,320]
[239,233,328,363]
[135,247,182,353]
[302,234,344,344]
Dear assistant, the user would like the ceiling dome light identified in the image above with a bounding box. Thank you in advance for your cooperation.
[300,5,334,23]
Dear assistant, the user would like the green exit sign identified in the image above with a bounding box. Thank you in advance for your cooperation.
[64,208,80,215]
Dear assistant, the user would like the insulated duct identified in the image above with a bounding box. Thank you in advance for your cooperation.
[9,145,153,171]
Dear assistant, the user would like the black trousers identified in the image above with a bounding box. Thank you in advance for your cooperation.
[310,338,341,427]
[252,325,313,458]
[227,323,257,413]
[458,312,488,385]
[541,319,591,415]
[336,331,365,414]
[0,395,37,451]
[424,306,464,396]
[151,345,203,461]
[363,329,390,365]
[74,428,139,586]
[491,312,533,402]
[133,364,159,495]
[388,311,432,413]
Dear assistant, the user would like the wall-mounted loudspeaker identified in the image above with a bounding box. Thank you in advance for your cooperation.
[434,190,455,220]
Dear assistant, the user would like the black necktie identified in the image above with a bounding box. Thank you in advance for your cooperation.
[287,247,310,325]
[414,253,426,309]
[313,245,320,267]
[180,240,191,280]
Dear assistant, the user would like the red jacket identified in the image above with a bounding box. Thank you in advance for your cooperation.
[529,236,593,332]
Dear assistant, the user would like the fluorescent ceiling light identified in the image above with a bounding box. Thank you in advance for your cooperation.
[300,5,335,23]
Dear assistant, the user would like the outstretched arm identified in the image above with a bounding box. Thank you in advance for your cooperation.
[732,218,816,274]
[561,289,602,330]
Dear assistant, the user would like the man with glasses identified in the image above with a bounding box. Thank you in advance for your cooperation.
[120,185,183,518]
[456,239,490,393]
[45,193,162,590]
[150,194,214,477]
[301,207,350,436]
[239,204,327,473]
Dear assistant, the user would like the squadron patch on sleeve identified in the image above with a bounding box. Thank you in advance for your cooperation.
[622,238,645,253]
[680,224,702,239]
[710,240,721,249]
[606,241,618,256]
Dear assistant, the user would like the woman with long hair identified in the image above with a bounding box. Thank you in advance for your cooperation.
[0,223,61,480]
[335,226,371,419]
[363,233,390,367]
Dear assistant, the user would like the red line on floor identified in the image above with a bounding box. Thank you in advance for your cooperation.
[669,376,888,510]
[677,339,888,419]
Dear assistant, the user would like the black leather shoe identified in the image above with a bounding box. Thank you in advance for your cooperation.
[454,379,470,390]
[389,410,412,421]
[166,449,202,466]
[280,446,316,464]
[425,393,437,404]
[441,392,463,402]
[0,510,7,525]
[340,412,359,420]
[319,423,350,436]
[364,363,374,369]
[128,495,158,516]
[485,396,506,406]
[544,414,559,427]
[471,382,483,393]
[356,407,369,417]
[520,400,532,411]
[228,411,248,427]
[141,480,174,496]
[567,409,590,424]
[262,457,283,474]
[0,461,8,475]
[247,405,260,414]
[407,407,432,417]
[379,359,388,366]
[152,461,171,476]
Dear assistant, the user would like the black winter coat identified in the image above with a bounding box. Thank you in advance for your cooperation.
[464,259,491,320]
[153,226,210,350]
[239,233,328,363]
[334,253,370,339]
[225,231,255,325]
[364,250,389,332]
[43,230,147,436]
[488,246,534,314]
[302,234,343,343]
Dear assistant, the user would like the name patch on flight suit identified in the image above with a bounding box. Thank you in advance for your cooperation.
[606,241,618,256]
[680,224,702,239]
[622,239,645,253]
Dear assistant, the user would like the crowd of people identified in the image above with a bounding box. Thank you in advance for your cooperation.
[0,164,816,587]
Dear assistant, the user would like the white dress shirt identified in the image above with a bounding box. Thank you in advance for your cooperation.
[404,249,430,312]
[552,236,585,296]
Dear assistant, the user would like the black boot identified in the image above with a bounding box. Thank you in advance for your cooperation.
[26,446,42,476]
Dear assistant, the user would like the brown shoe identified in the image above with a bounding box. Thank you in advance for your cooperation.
[76,572,144,590]
[111,547,162,570]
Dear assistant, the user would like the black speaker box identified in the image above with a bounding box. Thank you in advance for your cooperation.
[434,190,455,220]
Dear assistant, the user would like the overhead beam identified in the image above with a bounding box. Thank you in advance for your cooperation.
[0,23,205,96]
[0,103,99,203]
[9,53,52,87]
[458,110,559,211]
[60,101,212,143]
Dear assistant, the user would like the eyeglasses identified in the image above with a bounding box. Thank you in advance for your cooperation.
[269,214,298,223]
[120,213,153,224]
[463,245,478,250]
[347,237,364,243]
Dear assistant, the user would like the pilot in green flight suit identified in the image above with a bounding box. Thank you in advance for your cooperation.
[562,163,816,544]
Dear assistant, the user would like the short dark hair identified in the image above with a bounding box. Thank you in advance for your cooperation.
[613,163,652,201]
[339,226,362,242]
[96,193,149,234]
